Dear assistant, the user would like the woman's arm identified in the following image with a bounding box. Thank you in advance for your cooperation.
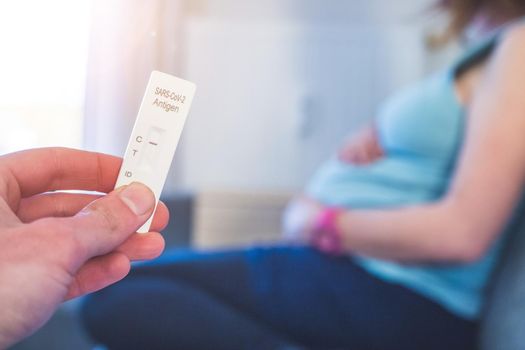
[331,26,525,263]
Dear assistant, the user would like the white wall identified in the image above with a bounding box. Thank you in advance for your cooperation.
[166,0,453,194]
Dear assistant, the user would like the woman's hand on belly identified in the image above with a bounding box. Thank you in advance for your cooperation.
[338,122,384,165]
[282,196,323,243]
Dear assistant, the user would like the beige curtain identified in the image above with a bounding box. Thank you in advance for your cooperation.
[83,0,184,155]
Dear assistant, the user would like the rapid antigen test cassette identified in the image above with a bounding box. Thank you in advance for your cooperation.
[115,71,196,233]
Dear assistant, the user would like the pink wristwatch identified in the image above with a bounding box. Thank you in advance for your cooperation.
[311,207,344,255]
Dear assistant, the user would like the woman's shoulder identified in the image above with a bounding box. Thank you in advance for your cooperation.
[496,22,525,59]
[477,22,525,85]
[505,20,525,38]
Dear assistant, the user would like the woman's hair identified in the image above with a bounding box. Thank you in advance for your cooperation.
[440,0,525,38]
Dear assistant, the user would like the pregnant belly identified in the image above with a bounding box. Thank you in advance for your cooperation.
[306,157,451,208]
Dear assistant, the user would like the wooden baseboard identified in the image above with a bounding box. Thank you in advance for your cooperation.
[192,189,293,248]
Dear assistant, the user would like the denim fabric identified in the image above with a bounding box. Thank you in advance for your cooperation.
[82,247,478,350]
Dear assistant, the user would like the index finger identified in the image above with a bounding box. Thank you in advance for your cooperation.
[3,147,122,197]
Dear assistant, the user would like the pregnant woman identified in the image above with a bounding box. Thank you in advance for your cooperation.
[82,1,525,349]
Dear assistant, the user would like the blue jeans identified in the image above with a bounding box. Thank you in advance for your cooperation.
[81,246,478,350]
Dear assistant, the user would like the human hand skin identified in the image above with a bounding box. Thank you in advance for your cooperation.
[338,122,384,165]
[282,196,324,243]
[0,148,169,348]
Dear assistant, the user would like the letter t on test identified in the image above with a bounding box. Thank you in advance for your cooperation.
[115,71,196,233]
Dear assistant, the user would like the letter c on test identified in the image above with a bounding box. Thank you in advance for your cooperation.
[136,136,143,143]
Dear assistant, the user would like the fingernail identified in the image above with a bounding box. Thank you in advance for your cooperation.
[118,182,155,215]
[114,185,127,193]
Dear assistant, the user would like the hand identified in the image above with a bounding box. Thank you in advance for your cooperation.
[0,148,169,348]
[338,122,384,165]
[282,196,324,243]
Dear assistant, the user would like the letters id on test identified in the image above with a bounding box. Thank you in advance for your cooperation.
[115,71,197,233]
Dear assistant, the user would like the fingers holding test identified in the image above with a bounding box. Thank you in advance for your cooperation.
[150,200,169,232]
[65,252,131,300]
[46,182,156,265]
[4,148,122,198]
[116,231,165,261]
[17,193,102,223]
[17,192,170,230]
[65,232,166,300]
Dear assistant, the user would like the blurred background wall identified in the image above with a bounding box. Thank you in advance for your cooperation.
[83,0,456,193]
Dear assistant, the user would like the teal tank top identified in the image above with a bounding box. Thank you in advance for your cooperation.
[306,34,504,320]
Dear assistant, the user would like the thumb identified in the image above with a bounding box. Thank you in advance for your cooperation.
[62,182,155,261]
